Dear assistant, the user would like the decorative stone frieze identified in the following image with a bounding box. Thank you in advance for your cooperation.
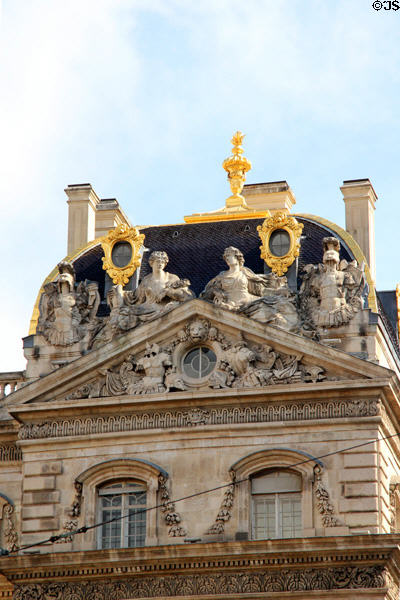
[18,397,380,440]
[0,444,22,461]
[12,565,387,599]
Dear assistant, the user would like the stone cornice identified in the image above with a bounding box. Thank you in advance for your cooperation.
[9,377,388,423]
[1,536,400,585]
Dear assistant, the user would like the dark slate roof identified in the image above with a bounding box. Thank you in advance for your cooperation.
[138,217,354,296]
[377,290,399,343]
[71,216,355,314]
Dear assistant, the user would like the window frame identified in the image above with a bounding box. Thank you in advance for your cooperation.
[97,480,147,549]
[231,448,319,540]
[73,458,164,551]
[250,470,303,540]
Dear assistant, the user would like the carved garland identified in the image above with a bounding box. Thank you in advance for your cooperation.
[13,566,387,599]
[158,474,186,537]
[313,465,340,527]
[101,224,145,285]
[3,503,18,552]
[257,211,303,276]
[205,470,236,535]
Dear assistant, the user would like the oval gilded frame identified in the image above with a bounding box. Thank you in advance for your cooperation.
[101,224,145,285]
[257,211,303,277]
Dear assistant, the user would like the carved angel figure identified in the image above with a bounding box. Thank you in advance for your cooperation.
[37,262,100,347]
[201,246,300,332]
[300,237,366,329]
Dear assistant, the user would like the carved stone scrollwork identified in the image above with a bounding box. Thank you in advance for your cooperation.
[205,470,236,535]
[3,503,18,552]
[314,465,340,527]
[13,566,388,599]
[158,474,186,537]
[389,483,400,533]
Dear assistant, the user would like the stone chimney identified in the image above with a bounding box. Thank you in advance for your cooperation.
[65,183,100,255]
[95,198,131,238]
[242,181,296,214]
[340,179,377,283]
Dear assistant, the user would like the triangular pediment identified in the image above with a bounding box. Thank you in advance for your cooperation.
[6,300,394,411]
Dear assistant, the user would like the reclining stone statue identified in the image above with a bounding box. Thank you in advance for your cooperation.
[201,246,300,333]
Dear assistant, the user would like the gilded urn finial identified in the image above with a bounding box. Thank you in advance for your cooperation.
[223,131,252,209]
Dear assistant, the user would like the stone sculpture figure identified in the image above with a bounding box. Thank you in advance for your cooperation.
[37,262,100,347]
[92,251,194,347]
[125,250,194,319]
[300,237,366,329]
[201,246,300,332]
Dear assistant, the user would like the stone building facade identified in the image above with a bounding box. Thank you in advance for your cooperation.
[1,135,400,599]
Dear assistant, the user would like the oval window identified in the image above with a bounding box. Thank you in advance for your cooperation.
[269,229,291,257]
[111,242,133,268]
[183,347,217,379]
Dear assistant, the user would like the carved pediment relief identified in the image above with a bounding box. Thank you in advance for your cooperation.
[65,318,342,401]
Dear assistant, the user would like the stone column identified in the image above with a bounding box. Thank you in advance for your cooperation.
[341,179,377,283]
[65,184,100,255]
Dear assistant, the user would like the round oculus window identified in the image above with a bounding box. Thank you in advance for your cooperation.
[268,229,291,257]
[183,347,217,379]
[111,241,133,268]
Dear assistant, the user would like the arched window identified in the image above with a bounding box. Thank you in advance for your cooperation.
[231,448,320,540]
[251,470,302,539]
[73,458,166,551]
[97,480,147,549]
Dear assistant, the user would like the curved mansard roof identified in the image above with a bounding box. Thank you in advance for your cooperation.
[29,213,373,330]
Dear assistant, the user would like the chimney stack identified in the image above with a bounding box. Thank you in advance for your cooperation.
[65,184,100,255]
[242,181,296,214]
[340,179,377,283]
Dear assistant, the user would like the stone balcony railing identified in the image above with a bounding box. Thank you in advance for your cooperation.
[0,371,25,399]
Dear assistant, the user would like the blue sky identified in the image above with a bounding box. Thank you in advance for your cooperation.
[1,0,400,370]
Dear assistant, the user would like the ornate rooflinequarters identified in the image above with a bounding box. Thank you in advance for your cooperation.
[2,133,400,599]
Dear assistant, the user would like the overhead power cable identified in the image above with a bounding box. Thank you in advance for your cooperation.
[2,430,398,556]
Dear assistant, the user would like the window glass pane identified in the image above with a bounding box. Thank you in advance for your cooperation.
[100,508,122,548]
[252,497,276,539]
[183,347,216,378]
[98,482,147,549]
[269,229,290,257]
[252,471,301,494]
[279,495,302,538]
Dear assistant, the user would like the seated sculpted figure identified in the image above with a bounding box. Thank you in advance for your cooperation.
[124,250,194,319]
[201,246,300,333]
